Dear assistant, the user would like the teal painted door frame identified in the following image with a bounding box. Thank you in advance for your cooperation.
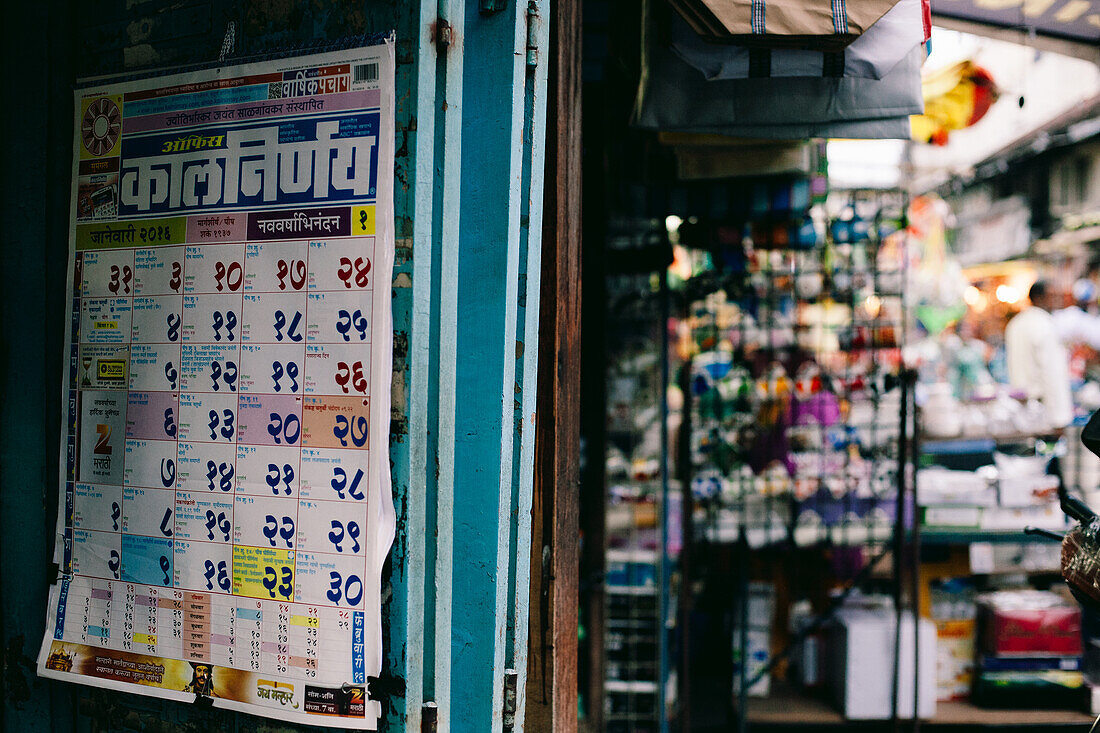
[1,2,550,732]
[396,2,550,730]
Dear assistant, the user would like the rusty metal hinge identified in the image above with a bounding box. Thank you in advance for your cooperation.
[525,2,540,71]
[433,12,451,52]
[502,669,519,731]
[434,18,453,51]
[422,701,438,733]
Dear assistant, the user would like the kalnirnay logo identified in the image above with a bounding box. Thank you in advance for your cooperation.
[257,679,298,708]
[119,116,378,214]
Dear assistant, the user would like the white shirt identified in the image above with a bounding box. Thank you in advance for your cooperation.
[1053,305,1100,349]
[1005,306,1074,428]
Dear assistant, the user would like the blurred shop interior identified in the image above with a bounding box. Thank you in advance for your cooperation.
[574,1,1100,731]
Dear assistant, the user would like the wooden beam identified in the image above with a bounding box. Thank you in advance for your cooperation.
[526,0,583,728]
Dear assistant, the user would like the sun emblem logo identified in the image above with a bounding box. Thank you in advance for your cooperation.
[81,97,121,156]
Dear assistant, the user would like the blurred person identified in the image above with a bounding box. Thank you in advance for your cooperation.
[1005,280,1074,429]
[1053,278,1100,349]
[1083,261,1100,313]
[947,314,996,398]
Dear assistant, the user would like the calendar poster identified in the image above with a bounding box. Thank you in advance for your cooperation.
[38,39,396,729]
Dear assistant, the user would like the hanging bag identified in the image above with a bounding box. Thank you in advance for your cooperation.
[632,0,924,139]
[671,0,925,80]
[670,0,901,50]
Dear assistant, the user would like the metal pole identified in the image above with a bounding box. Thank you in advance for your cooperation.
[678,356,694,733]
[737,535,749,733]
[659,268,671,733]
[891,364,910,728]
[907,370,921,732]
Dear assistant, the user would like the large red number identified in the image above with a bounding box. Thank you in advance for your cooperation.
[213,261,243,292]
[275,259,307,291]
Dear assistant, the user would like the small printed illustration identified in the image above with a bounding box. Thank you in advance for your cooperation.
[77,175,120,220]
[182,662,218,697]
[44,646,74,673]
[81,97,122,157]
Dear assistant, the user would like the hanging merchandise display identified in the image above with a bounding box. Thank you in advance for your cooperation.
[906,194,970,336]
[37,40,396,729]
[667,178,823,251]
[633,0,925,140]
[668,0,900,50]
[683,193,910,551]
[671,0,926,81]
[605,175,826,243]
[910,61,1000,146]
[602,235,680,731]
[661,191,919,728]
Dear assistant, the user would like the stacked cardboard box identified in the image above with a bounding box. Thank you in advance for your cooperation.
[917,466,1065,533]
[930,579,977,702]
[972,591,1086,709]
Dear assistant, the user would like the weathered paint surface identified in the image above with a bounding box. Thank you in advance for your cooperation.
[3,1,77,730]
[2,1,548,732]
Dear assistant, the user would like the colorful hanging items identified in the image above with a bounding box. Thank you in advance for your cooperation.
[910,60,999,145]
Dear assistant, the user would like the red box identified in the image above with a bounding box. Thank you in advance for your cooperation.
[979,591,1082,657]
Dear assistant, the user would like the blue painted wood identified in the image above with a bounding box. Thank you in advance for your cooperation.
[510,3,551,729]
[406,0,480,729]
[3,1,77,729]
[448,2,548,731]
[406,5,434,732]
[384,3,431,730]
[429,1,467,727]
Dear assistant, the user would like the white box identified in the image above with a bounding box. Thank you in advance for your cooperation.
[923,505,983,528]
[828,610,937,720]
[997,474,1059,507]
[917,468,996,505]
[732,628,771,698]
[980,503,1068,531]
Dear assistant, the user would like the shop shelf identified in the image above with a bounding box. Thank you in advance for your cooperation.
[919,431,1061,454]
[919,438,998,455]
[606,585,660,596]
[699,522,897,548]
[919,528,1060,545]
[932,701,1094,726]
[741,683,1095,727]
[605,679,660,694]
